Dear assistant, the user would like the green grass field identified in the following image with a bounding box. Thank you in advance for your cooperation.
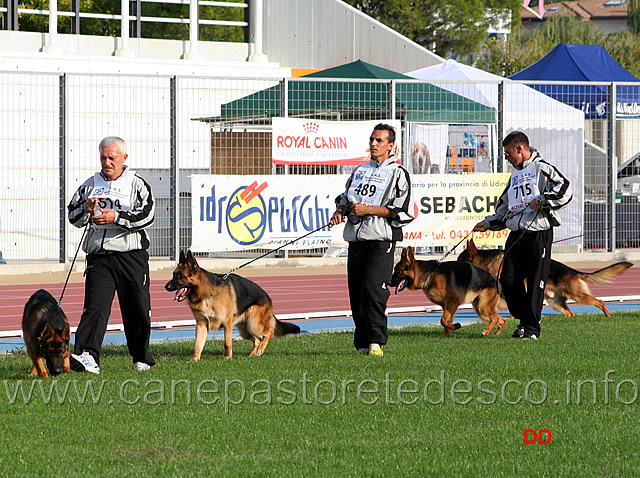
[1,312,640,477]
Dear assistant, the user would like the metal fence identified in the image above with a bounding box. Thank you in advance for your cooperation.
[1,71,639,262]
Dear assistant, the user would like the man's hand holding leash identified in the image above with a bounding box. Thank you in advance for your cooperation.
[473,220,489,233]
[473,196,542,233]
[330,202,393,227]
[86,198,116,225]
[330,205,346,226]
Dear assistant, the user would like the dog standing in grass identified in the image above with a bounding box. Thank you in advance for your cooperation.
[165,250,300,360]
[458,238,632,318]
[22,289,71,378]
[390,247,507,337]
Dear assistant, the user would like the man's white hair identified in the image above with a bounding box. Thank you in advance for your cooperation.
[99,136,127,155]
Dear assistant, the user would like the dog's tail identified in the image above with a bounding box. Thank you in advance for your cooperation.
[274,318,301,337]
[576,262,633,284]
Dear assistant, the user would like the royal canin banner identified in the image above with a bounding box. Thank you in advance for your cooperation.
[191,173,510,253]
[271,118,402,165]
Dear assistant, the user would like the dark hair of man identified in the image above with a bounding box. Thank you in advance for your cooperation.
[374,123,396,143]
[502,131,529,150]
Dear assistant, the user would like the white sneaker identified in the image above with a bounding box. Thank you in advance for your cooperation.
[134,362,151,371]
[70,351,100,374]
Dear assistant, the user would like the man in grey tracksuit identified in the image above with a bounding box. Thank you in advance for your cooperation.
[67,136,155,373]
[330,124,414,356]
[474,131,572,339]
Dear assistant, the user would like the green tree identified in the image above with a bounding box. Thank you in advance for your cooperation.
[17,0,244,41]
[628,0,640,34]
[476,15,613,77]
[604,30,640,79]
[344,0,522,58]
[542,14,603,45]
[475,27,551,77]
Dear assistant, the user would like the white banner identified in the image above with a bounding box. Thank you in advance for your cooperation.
[191,175,347,252]
[190,173,512,253]
[272,118,402,165]
[403,173,511,247]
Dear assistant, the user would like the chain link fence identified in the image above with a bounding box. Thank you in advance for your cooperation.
[1,71,639,262]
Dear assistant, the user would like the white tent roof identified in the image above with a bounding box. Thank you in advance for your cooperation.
[406,59,584,248]
[406,59,584,131]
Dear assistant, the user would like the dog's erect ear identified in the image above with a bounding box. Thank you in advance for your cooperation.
[468,238,478,259]
[402,246,415,262]
[179,250,186,263]
[62,322,70,342]
[40,322,55,342]
[186,250,200,270]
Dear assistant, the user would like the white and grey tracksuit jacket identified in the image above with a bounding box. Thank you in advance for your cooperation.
[483,150,573,232]
[67,166,155,254]
[336,158,414,242]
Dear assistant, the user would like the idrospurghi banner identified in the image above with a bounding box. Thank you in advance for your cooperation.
[191,175,343,252]
[190,173,511,253]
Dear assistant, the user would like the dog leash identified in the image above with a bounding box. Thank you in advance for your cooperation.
[438,230,472,263]
[222,222,333,279]
[552,226,615,244]
[58,223,89,307]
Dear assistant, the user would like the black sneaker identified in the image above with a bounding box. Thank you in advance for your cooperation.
[512,327,525,338]
[514,331,539,340]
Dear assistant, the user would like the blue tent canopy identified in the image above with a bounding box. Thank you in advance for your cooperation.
[509,43,640,119]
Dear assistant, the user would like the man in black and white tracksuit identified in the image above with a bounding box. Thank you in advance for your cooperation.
[474,131,572,340]
[67,136,155,373]
[330,124,414,356]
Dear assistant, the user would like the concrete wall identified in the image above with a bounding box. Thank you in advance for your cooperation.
[262,0,444,72]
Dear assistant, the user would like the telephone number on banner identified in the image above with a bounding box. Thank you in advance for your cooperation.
[441,229,510,241]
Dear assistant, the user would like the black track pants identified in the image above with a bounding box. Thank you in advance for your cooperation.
[347,240,396,349]
[74,250,155,366]
[500,229,553,336]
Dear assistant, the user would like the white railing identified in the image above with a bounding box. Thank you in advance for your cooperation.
[2,0,265,61]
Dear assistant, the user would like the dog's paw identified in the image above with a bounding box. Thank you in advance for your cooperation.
[454,323,461,330]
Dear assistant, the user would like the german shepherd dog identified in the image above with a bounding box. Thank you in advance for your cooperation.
[390,247,507,336]
[22,289,71,378]
[165,250,300,360]
[457,238,633,318]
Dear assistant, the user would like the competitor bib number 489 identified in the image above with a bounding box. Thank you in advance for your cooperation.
[347,163,397,207]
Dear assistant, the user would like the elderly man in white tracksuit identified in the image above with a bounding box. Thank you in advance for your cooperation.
[474,131,573,340]
[67,136,155,373]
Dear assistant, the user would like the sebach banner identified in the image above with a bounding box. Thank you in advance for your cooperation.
[191,173,511,253]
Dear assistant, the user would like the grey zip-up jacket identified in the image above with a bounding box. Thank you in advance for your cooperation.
[68,166,155,254]
[483,150,572,232]
[336,158,414,242]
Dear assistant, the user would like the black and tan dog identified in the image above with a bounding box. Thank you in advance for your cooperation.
[390,246,507,336]
[22,289,71,378]
[165,250,300,360]
[457,238,633,318]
